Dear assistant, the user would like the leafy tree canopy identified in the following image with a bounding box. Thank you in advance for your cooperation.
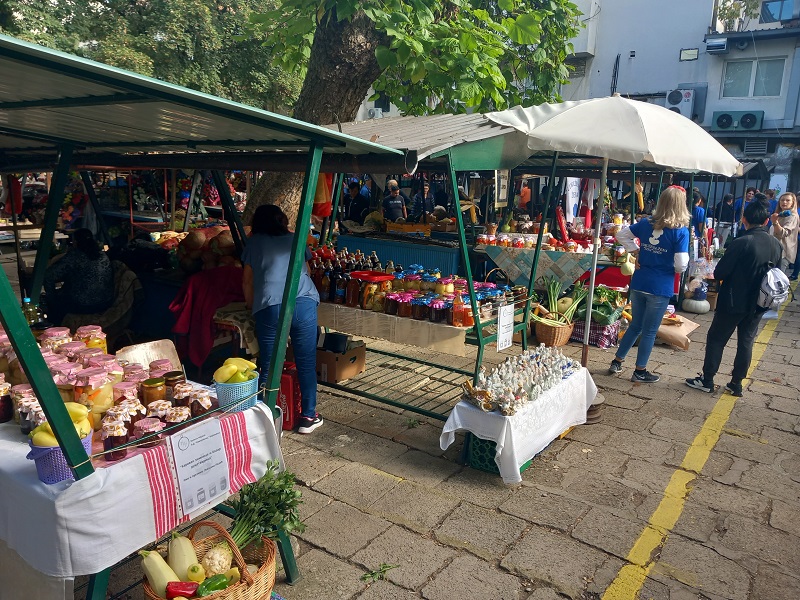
[247,0,583,116]
[0,0,302,111]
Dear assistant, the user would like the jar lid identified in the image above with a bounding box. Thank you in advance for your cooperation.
[134,417,165,434]
[163,370,185,382]
[142,377,165,387]
[76,367,110,387]
[40,327,70,339]
[75,347,103,364]
[149,359,173,371]
[101,419,128,439]
[57,341,88,357]
[12,383,34,395]
[149,369,168,379]
[75,325,103,336]
[123,363,145,374]
[166,406,190,423]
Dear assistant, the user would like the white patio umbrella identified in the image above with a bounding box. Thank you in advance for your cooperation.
[487,94,742,365]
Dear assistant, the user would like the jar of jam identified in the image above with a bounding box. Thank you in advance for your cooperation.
[88,354,124,384]
[371,292,386,313]
[104,406,132,437]
[0,381,11,423]
[149,359,173,373]
[39,327,72,350]
[411,299,430,320]
[384,293,400,316]
[74,325,108,354]
[75,347,104,367]
[190,389,213,419]
[118,398,146,435]
[11,384,35,424]
[18,398,37,435]
[141,377,166,406]
[164,371,187,401]
[56,340,87,359]
[146,400,172,422]
[165,406,191,432]
[397,296,413,318]
[28,405,47,430]
[171,382,194,408]
[133,418,165,448]
[112,381,139,404]
[101,419,128,462]
[345,277,362,308]
[429,300,446,323]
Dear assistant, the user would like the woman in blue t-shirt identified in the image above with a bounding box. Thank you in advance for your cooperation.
[242,205,323,434]
[609,186,690,382]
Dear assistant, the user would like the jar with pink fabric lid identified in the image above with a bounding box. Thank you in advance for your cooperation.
[74,325,107,353]
[74,346,104,367]
[74,367,113,429]
[11,383,35,424]
[149,359,173,373]
[88,354,124,384]
[112,381,139,404]
[39,327,72,350]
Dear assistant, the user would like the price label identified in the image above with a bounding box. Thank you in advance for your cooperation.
[496,304,515,351]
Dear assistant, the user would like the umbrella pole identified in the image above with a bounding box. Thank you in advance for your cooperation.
[631,163,636,218]
[710,175,718,241]
[581,157,608,367]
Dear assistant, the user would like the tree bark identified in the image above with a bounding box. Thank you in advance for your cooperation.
[243,9,388,226]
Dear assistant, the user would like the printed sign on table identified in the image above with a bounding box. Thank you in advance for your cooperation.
[496,304,515,351]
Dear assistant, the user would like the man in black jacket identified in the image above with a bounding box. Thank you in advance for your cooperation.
[686,199,782,396]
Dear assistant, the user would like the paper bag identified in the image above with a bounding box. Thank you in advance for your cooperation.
[656,317,700,351]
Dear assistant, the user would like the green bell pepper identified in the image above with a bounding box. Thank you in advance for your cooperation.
[197,574,230,597]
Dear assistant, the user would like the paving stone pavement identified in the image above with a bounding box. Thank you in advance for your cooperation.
[267,296,800,600]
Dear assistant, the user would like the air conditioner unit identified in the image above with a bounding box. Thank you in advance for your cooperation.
[706,38,728,54]
[711,110,764,132]
[665,89,695,118]
[367,107,384,119]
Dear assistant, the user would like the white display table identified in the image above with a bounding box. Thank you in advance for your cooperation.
[0,404,281,599]
[440,367,597,484]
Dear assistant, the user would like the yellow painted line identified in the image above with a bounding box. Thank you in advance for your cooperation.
[602,284,795,600]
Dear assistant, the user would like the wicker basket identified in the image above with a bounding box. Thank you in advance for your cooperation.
[143,520,276,600]
[534,312,574,347]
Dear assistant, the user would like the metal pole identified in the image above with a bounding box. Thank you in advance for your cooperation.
[212,170,247,256]
[169,169,177,231]
[710,175,718,237]
[262,142,324,413]
[448,155,484,385]
[581,157,609,367]
[327,173,343,245]
[29,146,73,304]
[657,171,664,198]
[183,170,203,232]
[5,174,25,299]
[525,153,559,323]
[79,171,111,247]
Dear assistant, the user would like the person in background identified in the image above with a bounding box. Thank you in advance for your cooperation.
[686,199,782,397]
[734,187,756,233]
[770,192,799,272]
[518,181,531,210]
[345,181,370,224]
[411,181,435,221]
[692,190,706,240]
[714,193,736,247]
[44,228,115,325]
[765,189,778,214]
[382,184,407,221]
[384,178,412,208]
[242,205,322,434]
[609,185,690,383]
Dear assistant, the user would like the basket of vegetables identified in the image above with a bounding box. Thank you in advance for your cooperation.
[142,520,276,600]
[531,277,589,347]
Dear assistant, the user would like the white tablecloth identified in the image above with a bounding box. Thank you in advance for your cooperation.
[0,403,281,593]
[440,367,597,484]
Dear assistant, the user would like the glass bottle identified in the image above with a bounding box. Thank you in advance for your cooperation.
[452,294,465,327]
[334,270,348,304]
[328,263,342,302]
[346,276,362,307]
[320,262,332,300]
[384,260,395,274]
[370,251,380,269]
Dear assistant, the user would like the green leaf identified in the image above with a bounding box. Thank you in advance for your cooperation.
[375,46,397,69]
[498,0,515,11]
[507,14,541,45]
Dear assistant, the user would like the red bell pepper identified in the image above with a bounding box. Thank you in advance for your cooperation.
[166,581,199,599]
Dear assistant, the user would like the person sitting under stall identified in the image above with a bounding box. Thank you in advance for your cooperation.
[43,228,115,325]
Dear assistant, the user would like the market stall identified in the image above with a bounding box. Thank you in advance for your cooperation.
[0,33,406,600]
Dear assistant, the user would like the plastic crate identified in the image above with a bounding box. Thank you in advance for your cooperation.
[466,433,531,476]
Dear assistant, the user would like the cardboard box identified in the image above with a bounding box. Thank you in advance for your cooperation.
[316,342,366,383]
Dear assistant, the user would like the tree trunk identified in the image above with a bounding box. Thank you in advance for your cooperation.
[243,10,388,226]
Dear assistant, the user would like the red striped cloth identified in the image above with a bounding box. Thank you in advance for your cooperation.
[142,413,256,535]
[142,444,180,538]
[220,412,255,491]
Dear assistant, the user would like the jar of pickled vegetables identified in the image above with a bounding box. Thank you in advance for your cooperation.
[420,275,438,292]
[403,274,422,291]
[75,367,114,429]
[74,347,104,366]
[74,325,108,354]
[141,377,166,406]
[371,292,386,313]
[123,363,146,379]
[44,353,70,370]
[476,234,489,245]
[56,340,87,359]
[512,236,525,249]
[486,235,497,246]
[149,359,173,373]
[88,354,124,384]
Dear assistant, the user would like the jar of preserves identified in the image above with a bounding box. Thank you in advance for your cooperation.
[403,274,422,291]
[44,353,70,370]
[384,293,400,316]
[11,384,35,424]
[150,370,169,382]
[371,292,386,313]
[476,233,489,245]
[397,296,413,318]
[39,327,72,350]
[118,398,146,435]
[171,382,194,408]
[74,325,108,353]
[75,347,104,367]
[149,359,173,373]
[420,275,438,292]
[18,398,37,435]
[75,368,114,430]
[101,418,128,462]
[165,406,191,432]
[124,371,148,391]
[141,377,166,406]
[512,236,525,249]
[123,363,146,379]
[486,235,497,246]
[56,340,87,359]
[88,354,124,384]
[345,277,362,308]
[361,282,378,310]
[112,381,139,404]
[133,418,165,448]
[429,300,446,323]
[453,279,468,294]
[104,406,132,437]
[146,400,172,422]
[190,389,213,420]
[0,381,11,423]
[334,272,348,304]
[163,371,186,402]
[411,299,430,320]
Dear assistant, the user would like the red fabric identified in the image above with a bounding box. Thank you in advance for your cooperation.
[2,176,22,215]
[312,173,333,217]
[169,266,245,367]
[142,444,180,538]
[578,266,631,289]
[219,411,256,491]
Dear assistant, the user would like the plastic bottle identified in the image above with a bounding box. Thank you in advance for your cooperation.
[452,294,465,327]
[21,298,36,325]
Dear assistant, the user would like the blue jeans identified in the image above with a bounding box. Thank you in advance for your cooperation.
[615,290,670,369]
[254,296,318,419]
